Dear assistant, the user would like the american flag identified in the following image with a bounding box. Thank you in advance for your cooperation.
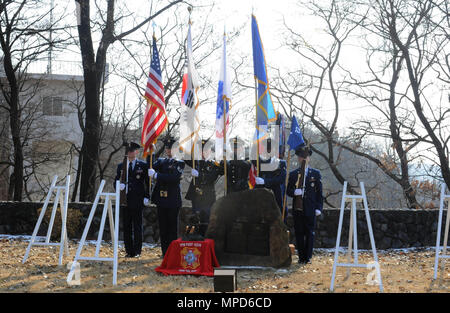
[141,35,168,157]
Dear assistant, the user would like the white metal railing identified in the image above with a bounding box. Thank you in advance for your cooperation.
[27,59,83,76]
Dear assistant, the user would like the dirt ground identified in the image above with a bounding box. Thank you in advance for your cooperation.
[0,237,448,293]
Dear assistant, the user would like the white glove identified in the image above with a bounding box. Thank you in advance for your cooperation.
[143,198,150,206]
[255,177,265,185]
[294,188,303,196]
[191,169,199,177]
[148,168,156,178]
[315,209,321,216]
[119,183,125,191]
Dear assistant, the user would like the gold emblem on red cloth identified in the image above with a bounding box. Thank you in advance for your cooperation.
[180,247,201,269]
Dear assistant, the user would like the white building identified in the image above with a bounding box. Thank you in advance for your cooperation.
[0,59,87,200]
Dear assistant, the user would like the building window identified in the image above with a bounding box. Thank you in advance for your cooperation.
[43,97,63,116]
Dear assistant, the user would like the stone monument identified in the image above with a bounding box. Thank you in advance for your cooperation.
[205,188,291,267]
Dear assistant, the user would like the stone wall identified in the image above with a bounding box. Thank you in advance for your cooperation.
[0,201,161,244]
[306,208,443,249]
[0,201,446,249]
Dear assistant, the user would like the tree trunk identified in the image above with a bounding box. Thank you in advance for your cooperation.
[387,52,419,209]
[76,0,101,201]
[388,0,450,192]
[79,70,100,201]
[1,46,23,201]
[10,116,23,201]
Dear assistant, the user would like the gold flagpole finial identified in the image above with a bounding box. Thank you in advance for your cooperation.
[188,5,193,24]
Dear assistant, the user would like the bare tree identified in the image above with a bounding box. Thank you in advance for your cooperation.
[269,0,367,204]
[333,3,424,208]
[376,0,450,190]
[0,0,69,200]
[114,3,243,159]
[74,0,183,201]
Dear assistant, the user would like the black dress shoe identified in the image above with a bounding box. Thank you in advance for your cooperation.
[134,254,141,258]
[125,253,135,258]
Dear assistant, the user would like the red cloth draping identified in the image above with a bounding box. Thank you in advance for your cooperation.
[154,238,220,276]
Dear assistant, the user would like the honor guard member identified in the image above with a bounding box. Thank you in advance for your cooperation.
[114,142,150,258]
[148,137,185,257]
[225,137,251,194]
[253,138,287,213]
[185,138,222,236]
[287,141,323,264]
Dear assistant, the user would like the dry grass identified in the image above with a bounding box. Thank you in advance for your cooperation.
[0,237,449,293]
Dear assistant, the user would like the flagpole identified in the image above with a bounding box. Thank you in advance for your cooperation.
[255,77,260,176]
[148,25,156,193]
[150,152,153,188]
[222,30,228,196]
[188,6,196,186]
[282,150,291,221]
[223,97,228,196]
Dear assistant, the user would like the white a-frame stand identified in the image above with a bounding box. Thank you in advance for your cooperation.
[330,181,383,292]
[23,175,70,266]
[433,183,450,279]
[67,180,120,285]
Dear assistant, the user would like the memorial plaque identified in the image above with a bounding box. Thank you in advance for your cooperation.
[247,223,270,256]
[225,222,247,254]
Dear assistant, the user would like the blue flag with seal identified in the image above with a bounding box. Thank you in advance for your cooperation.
[252,15,276,139]
[287,116,305,151]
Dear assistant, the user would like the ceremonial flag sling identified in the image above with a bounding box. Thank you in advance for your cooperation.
[248,163,257,189]
[141,34,168,190]
[277,112,286,159]
[282,116,305,220]
[215,31,231,195]
[251,15,276,175]
[179,21,201,181]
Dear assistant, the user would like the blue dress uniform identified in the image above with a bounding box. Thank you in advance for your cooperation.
[151,156,185,256]
[185,159,222,229]
[252,157,287,212]
[223,137,251,194]
[114,157,149,257]
[287,146,323,263]
[225,159,251,194]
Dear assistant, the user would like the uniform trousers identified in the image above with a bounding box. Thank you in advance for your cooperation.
[292,209,316,261]
[122,199,143,256]
[157,206,180,256]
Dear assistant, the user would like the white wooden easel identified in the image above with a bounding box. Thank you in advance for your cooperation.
[67,180,120,285]
[330,181,383,292]
[23,175,70,266]
[433,183,450,279]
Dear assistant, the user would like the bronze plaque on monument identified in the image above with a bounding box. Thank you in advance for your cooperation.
[225,222,247,254]
[247,223,270,256]
[206,188,292,267]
